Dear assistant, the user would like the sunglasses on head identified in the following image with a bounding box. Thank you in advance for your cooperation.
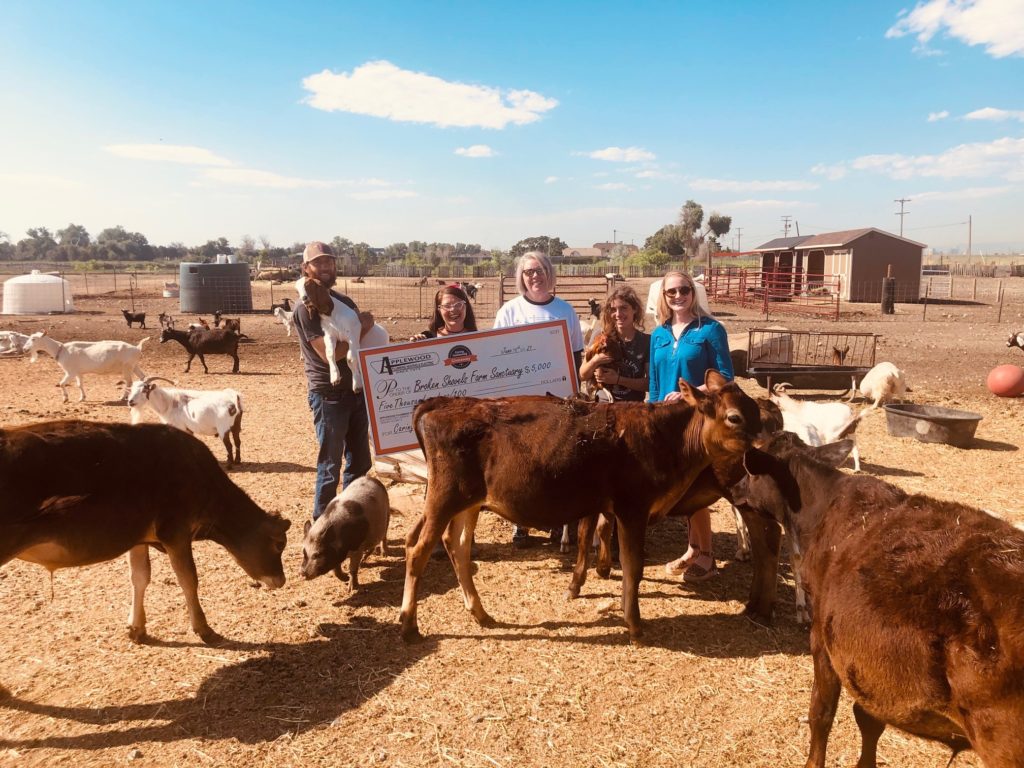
[663,286,693,297]
[522,267,545,278]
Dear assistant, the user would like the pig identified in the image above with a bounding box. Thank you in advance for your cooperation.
[300,476,391,591]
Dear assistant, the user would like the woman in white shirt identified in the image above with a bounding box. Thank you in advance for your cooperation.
[493,251,585,548]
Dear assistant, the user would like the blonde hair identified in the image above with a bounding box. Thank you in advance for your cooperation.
[656,271,710,325]
[514,251,556,296]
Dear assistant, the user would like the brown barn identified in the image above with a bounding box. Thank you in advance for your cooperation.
[752,228,925,302]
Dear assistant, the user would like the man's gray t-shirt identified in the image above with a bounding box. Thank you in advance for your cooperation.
[293,291,361,395]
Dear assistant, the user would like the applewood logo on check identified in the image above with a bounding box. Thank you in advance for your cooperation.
[375,351,438,375]
[444,345,477,370]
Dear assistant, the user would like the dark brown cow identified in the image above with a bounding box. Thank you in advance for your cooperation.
[733,433,1024,768]
[0,420,290,645]
[400,370,762,643]
[571,397,786,626]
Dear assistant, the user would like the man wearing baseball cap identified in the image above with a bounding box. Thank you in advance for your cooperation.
[293,240,373,520]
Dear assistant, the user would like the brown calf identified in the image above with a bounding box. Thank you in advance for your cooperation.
[401,370,762,642]
[733,433,1024,768]
[1,420,289,645]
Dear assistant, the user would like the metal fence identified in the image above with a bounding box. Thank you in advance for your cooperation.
[704,268,842,320]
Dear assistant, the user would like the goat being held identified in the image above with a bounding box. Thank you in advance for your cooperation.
[295,276,365,392]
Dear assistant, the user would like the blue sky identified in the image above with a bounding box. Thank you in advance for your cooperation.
[1,0,1022,253]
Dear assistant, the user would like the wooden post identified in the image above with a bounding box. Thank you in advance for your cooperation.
[269,282,275,309]
[922,282,930,321]
[83,271,88,295]
[418,283,423,319]
[998,282,1005,324]
[972,277,977,300]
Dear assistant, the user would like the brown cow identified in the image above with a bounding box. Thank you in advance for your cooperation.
[1,420,290,645]
[733,433,1024,768]
[400,370,762,643]
[572,397,786,625]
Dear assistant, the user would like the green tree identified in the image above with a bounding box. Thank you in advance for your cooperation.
[57,223,90,247]
[677,200,732,265]
[97,225,131,244]
[510,235,567,261]
[644,225,685,257]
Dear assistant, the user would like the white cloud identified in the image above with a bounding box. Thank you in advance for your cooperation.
[202,168,339,189]
[811,162,848,181]
[886,0,1024,58]
[302,60,558,129]
[910,185,1012,201]
[928,110,950,121]
[544,176,559,184]
[715,199,812,209]
[849,136,1024,179]
[596,182,630,191]
[105,143,232,166]
[691,178,819,192]
[634,169,680,180]
[580,146,656,162]
[0,172,84,190]
[349,189,419,201]
[454,144,496,158]
[964,106,1024,121]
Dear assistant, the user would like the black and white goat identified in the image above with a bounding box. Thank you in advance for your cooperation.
[128,376,244,465]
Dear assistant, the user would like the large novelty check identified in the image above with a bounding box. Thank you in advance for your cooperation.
[358,320,577,454]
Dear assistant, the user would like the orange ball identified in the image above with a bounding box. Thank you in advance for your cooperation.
[986,364,1024,397]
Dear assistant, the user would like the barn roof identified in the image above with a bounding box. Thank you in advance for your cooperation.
[754,228,925,251]
[752,236,811,251]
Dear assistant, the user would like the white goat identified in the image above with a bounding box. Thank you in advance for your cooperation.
[26,331,148,402]
[273,306,295,337]
[771,385,867,472]
[127,377,244,465]
[0,331,31,355]
[295,277,364,392]
[858,361,908,409]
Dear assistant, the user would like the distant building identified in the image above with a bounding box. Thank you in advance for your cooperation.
[592,242,639,258]
[752,227,925,302]
[562,247,603,261]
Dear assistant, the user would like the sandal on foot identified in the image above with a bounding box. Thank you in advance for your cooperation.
[683,554,718,584]
[664,555,696,577]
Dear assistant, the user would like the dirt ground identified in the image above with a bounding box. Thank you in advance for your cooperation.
[0,277,1022,768]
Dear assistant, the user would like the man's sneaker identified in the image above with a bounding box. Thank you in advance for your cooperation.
[512,527,535,549]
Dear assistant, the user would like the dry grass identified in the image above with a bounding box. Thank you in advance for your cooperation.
[1,279,1021,767]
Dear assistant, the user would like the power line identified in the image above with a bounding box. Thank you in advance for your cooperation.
[894,197,911,237]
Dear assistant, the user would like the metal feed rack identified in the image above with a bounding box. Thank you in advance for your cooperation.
[745,328,879,392]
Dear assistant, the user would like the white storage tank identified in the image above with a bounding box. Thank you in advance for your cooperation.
[3,270,75,314]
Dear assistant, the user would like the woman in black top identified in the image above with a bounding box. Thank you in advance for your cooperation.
[410,285,478,340]
[579,285,649,402]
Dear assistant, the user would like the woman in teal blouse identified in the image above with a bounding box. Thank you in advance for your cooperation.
[648,271,733,582]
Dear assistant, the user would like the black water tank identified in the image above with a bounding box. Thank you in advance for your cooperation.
[179,262,253,313]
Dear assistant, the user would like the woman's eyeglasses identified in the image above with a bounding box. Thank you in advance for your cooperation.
[663,286,693,298]
[439,301,466,312]
[522,267,545,278]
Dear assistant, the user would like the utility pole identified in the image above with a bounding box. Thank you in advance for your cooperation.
[781,216,792,237]
[735,227,742,252]
[967,215,972,261]
[894,197,911,237]
[613,228,617,244]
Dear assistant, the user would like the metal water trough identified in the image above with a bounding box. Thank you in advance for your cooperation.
[883,403,982,448]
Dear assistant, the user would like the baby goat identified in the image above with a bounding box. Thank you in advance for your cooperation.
[121,309,147,329]
[273,306,295,337]
[128,377,244,465]
[858,361,909,409]
[296,276,364,392]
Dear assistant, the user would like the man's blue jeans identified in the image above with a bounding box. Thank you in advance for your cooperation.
[308,389,371,520]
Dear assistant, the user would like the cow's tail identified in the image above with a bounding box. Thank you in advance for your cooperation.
[412,397,451,454]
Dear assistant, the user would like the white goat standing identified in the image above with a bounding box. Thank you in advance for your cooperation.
[273,306,295,337]
[26,331,148,402]
[771,385,866,472]
[127,377,244,465]
[858,361,908,409]
[295,277,364,392]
